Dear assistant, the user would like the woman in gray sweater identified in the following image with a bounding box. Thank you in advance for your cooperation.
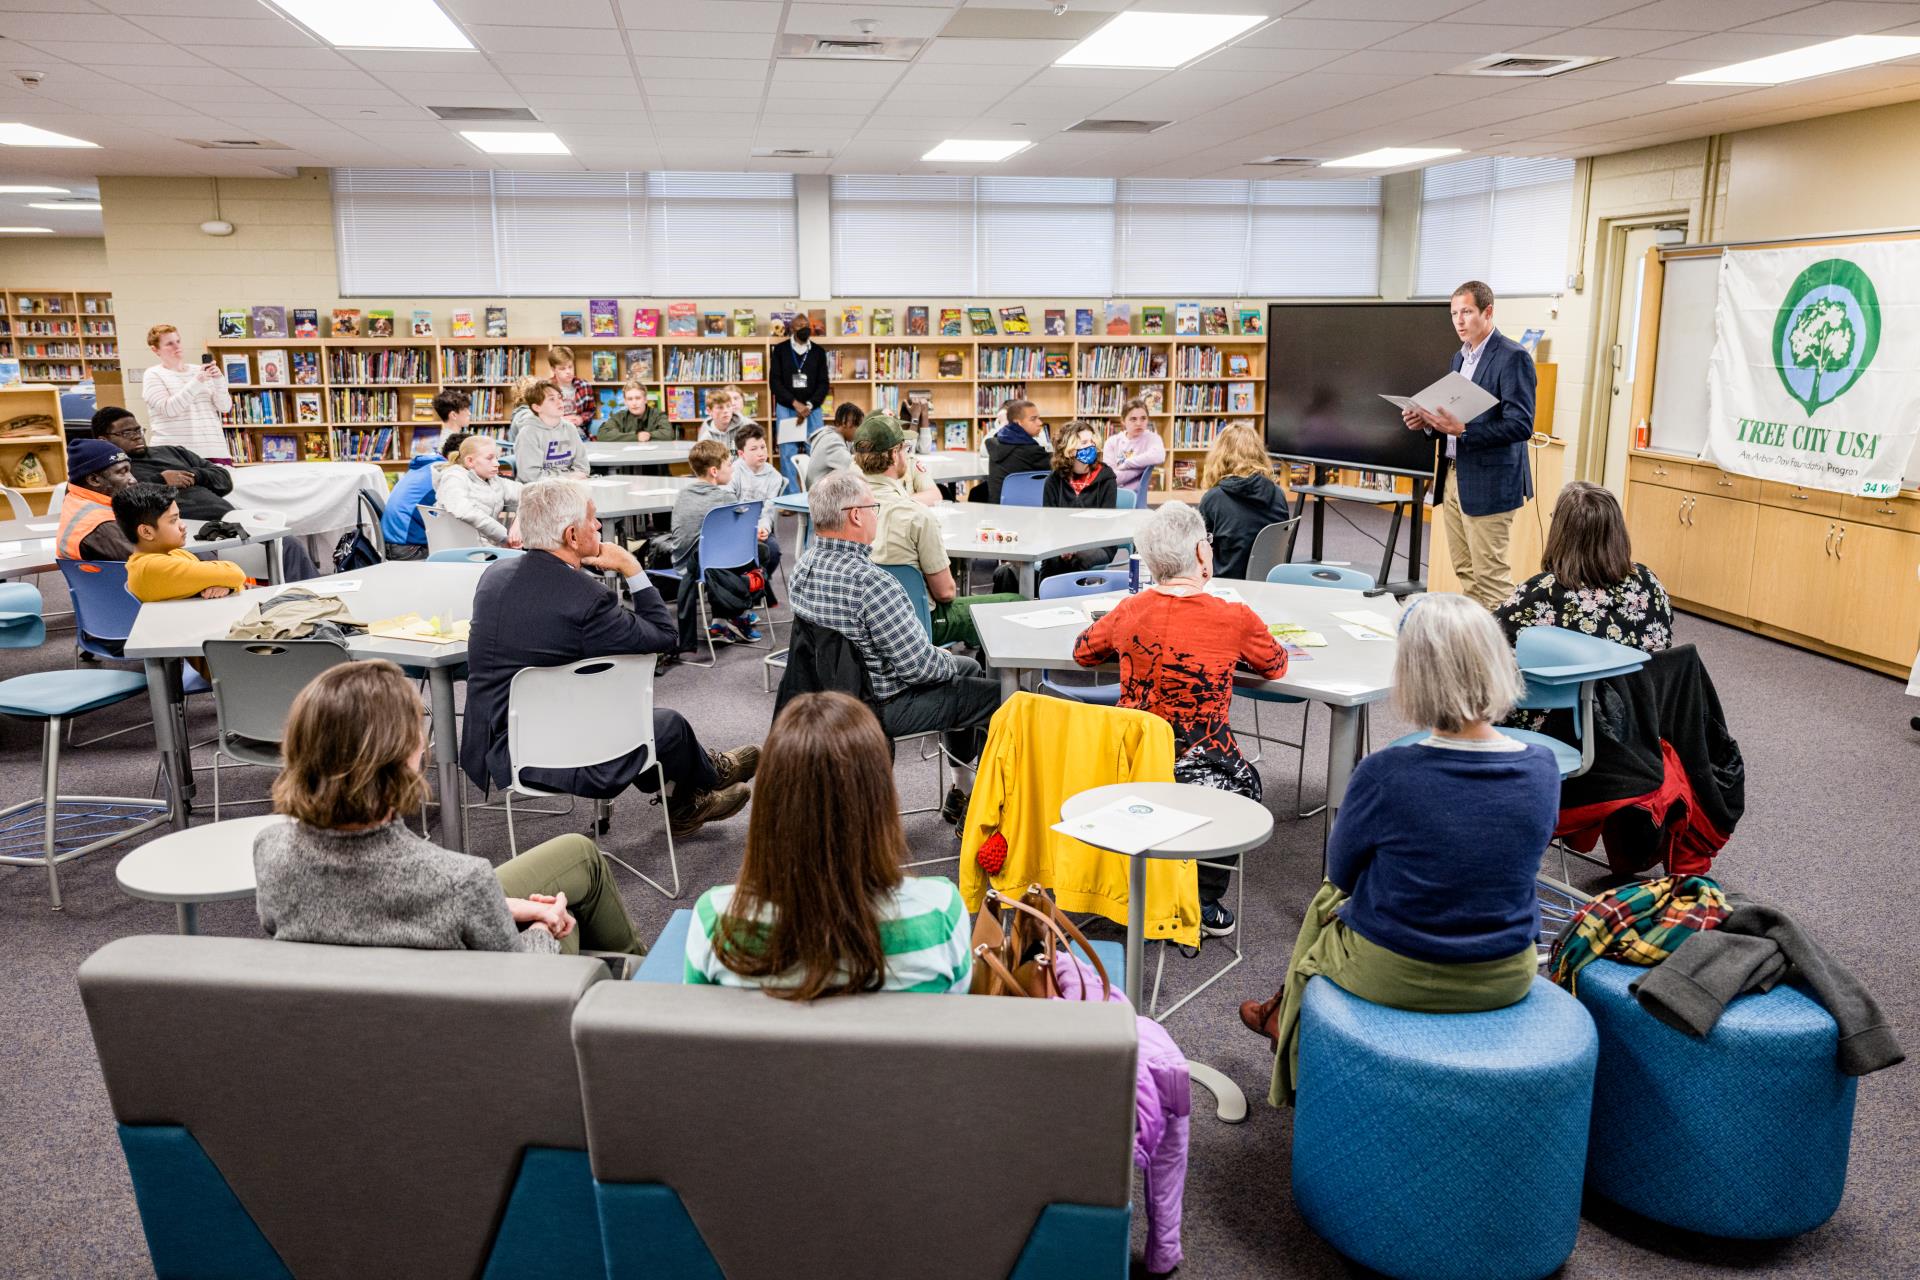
[253,660,643,956]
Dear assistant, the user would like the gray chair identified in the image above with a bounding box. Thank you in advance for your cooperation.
[1243,516,1303,585]
[79,935,609,1280]
[201,638,352,819]
[421,505,486,553]
[573,982,1138,1280]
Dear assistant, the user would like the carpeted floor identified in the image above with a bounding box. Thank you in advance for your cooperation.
[2,507,1916,1280]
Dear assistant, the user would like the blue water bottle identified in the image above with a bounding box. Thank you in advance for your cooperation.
[1128,553,1141,594]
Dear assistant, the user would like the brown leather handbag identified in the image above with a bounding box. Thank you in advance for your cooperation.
[969,884,1112,1001]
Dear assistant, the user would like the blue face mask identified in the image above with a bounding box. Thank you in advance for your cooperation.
[1075,445,1099,465]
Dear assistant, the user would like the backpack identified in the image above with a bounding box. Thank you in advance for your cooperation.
[333,489,386,573]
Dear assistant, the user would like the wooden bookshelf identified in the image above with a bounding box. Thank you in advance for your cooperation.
[0,384,67,514]
[1,289,116,384]
[207,327,1267,493]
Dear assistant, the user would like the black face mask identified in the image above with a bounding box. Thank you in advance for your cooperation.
[792,327,811,343]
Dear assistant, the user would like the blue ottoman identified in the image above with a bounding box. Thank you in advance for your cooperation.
[1575,958,1857,1238]
[1292,975,1597,1280]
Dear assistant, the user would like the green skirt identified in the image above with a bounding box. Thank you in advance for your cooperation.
[1269,880,1539,1107]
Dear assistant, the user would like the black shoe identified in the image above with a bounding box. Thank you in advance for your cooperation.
[1200,901,1236,938]
[940,785,969,826]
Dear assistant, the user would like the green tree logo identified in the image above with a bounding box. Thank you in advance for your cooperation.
[1772,258,1880,416]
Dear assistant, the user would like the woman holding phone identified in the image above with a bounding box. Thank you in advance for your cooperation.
[141,323,233,462]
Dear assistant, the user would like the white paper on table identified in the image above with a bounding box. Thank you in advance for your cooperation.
[1330,608,1398,637]
[1067,510,1128,520]
[323,580,362,592]
[1339,623,1392,642]
[1379,371,1498,423]
[1005,606,1085,629]
[0,539,35,553]
[1053,794,1211,856]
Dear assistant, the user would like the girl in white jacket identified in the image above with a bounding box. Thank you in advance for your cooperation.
[434,435,522,546]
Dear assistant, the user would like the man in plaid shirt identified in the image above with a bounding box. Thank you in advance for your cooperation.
[791,470,1001,818]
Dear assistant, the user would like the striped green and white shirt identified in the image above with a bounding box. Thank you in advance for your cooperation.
[684,876,973,994]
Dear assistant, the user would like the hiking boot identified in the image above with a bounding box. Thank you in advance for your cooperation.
[709,744,760,788]
[1200,900,1236,938]
[940,784,970,826]
[1239,991,1284,1048]
[668,782,750,838]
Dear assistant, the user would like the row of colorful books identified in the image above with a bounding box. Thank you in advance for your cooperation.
[1168,418,1258,449]
[222,430,302,463]
[216,350,320,387]
[1173,348,1256,379]
[1172,382,1258,414]
[327,348,434,385]
[1077,346,1170,379]
[977,348,1072,379]
[331,428,399,462]
[328,390,401,424]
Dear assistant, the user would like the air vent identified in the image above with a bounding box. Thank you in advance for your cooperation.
[429,106,540,122]
[1249,156,1319,166]
[179,138,291,150]
[1066,118,1170,135]
[777,33,924,61]
[1448,53,1611,78]
[751,146,834,158]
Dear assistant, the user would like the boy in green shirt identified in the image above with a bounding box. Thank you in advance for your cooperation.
[598,377,673,442]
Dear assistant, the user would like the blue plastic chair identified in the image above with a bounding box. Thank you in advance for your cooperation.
[1115,489,1137,510]
[1244,562,1376,816]
[426,546,524,564]
[1127,467,1153,508]
[1035,570,1128,705]
[1001,470,1048,507]
[59,559,143,663]
[1266,563,1377,591]
[877,562,934,641]
[0,584,168,909]
[647,500,765,667]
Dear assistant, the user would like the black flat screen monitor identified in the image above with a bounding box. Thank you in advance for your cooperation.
[1264,302,1458,478]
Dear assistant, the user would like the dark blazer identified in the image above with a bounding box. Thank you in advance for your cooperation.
[1442,328,1536,517]
[768,341,831,415]
[460,549,676,791]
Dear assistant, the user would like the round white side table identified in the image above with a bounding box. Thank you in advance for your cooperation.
[116,814,284,934]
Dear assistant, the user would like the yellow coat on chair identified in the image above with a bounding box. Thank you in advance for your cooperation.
[959,692,1200,948]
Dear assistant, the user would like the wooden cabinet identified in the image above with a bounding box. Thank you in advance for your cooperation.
[1835,522,1920,664]
[1749,506,1839,638]
[1682,492,1756,616]
[1625,481,1690,596]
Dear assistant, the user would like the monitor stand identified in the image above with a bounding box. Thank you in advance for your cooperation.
[1286,465,1428,597]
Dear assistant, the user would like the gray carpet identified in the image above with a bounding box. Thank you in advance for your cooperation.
[3,508,1916,1280]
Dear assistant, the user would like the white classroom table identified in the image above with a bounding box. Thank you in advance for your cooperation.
[585,475,700,520]
[0,517,290,584]
[124,561,487,847]
[115,814,283,934]
[229,460,385,569]
[584,441,694,470]
[972,579,1403,821]
[916,453,989,487]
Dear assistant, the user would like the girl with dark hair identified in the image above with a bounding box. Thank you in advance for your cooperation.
[1493,480,1672,653]
[1038,419,1119,582]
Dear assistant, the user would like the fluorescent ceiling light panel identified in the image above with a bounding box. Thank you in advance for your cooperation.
[1322,146,1463,168]
[0,227,55,234]
[1672,34,1920,85]
[1056,11,1266,69]
[28,201,99,210]
[0,124,99,149]
[922,139,1031,162]
[0,185,68,194]
[461,130,570,155]
[265,0,472,51]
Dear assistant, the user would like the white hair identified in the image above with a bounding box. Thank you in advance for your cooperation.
[1392,593,1526,733]
[517,478,592,551]
[1137,501,1206,581]
[809,469,871,534]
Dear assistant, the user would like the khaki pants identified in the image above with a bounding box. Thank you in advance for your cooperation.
[493,833,645,956]
[1441,478,1516,610]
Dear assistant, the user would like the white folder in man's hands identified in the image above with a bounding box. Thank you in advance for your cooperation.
[1380,371,1498,424]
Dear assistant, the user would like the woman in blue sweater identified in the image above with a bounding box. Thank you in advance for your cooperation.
[1242,592,1559,1106]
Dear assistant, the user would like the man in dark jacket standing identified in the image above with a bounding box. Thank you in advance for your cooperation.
[769,316,830,492]
[91,405,233,521]
[461,478,760,837]
[983,399,1052,502]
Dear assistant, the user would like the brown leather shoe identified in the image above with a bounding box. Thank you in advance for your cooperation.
[668,782,750,837]
[1239,991,1284,1048]
[709,745,760,788]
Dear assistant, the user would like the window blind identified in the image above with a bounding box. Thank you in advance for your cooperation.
[1414,156,1573,298]
[1115,179,1252,296]
[645,171,798,296]
[333,169,499,296]
[975,177,1117,296]
[829,175,976,296]
[1245,178,1381,298]
[494,170,646,296]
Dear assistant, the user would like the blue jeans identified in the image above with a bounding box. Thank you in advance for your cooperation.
[775,407,822,490]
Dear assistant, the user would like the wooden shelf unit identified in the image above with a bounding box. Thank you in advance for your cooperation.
[208,331,1267,490]
[2,289,116,384]
[0,385,68,514]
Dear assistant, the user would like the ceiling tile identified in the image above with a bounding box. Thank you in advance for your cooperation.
[1735,2,1920,36]
[785,3,953,37]
[633,56,771,79]
[615,0,784,33]
[916,36,1077,64]
[92,0,284,15]
[629,31,776,58]
[1237,19,1418,50]
[387,71,519,95]
[198,46,356,70]
[123,15,318,46]
[1592,1,1812,31]
[0,12,154,41]
[1636,31,1833,62]
[898,60,1036,85]
[1372,22,1570,54]
[505,73,638,94]
[1509,27,1703,57]
[495,53,636,76]
[111,62,251,85]
[442,0,619,24]
[237,67,389,90]
[1284,0,1469,18]
[642,76,758,97]
[768,59,908,86]
[20,40,214,66]
[1315,49,1476,75]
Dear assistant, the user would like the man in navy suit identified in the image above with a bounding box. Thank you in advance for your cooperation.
[1401,280,1537,608]
[461,479,760,838]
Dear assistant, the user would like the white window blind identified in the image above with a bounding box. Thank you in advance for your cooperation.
[1246,178,1381,298]
[976,177,1116,296]
[1415,156,1573,298]
[332,168,797,297]
[830,175,976,296]
[1115,179,1252,296]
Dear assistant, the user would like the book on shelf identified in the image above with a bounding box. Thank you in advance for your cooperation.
[218,308,249,338]
[291,308,319,339]
[1104,301,1131,335]
[222,354,250,384]
[1140,306,1166,335]
[560,311,585,337]
[300,430,328,456]
[1043,309,1067,336]
[595,387,622,418]
[999,306,1030,335]
[1042,353,1070,379]
[905,305,929,336]
[870,307,893,337]
[944,420,970,450]
[731,307,756,337]
[666,303,698,336]
[1227,381,1255,413]
[590,350,619,382]
[741,350,764,380]
[938,308,964,337]
[289,350,318,385]
[937,349,964,378]
[330,308,361,337]
[412,394,440,422]
[1174,303,1200,336]
[1226,353,1251,377]
[1237,307,1263,335]
[590,299,619,335]
[702,311,727,337]
[411,309,434,337]
[807,307,827,335]
[1075,308,1095,336]
[412,427,443,456]
[1519,328,1545,357]
[1202,305,1229,336]
[967,307,997,336]
[768,311,792,339]
[1172,459,1198,488]
[839,305,863,336]
[366,310,396,338]
[484,306,508,338]
[251,305,286,339]
[294,392,321,424]
[669,386,697,419]
[257,349,288,386]
[633,307,661,337]
[450,309,475,339]
[262,434,298,462]
[626,347,656,380]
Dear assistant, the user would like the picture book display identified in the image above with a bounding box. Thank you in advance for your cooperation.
[1105,302,1131,335]
[999,306,1031,335]
[938,349,965,378]
[1174,303,1199,336]
[1140,306,1166,335]
[294,392,321,424]
[939,308,964,336]
[262,434,298,462]
[807,308,827,335]
[484,307,508,338]
[632,308,660,337]
[250,305,286,339]
[218,309,248,338]
[702,311,727,337]
[331,308,361,337]
[1075,308,1094,336]
[1202,305,1230,336]
[291,350,319,385]
[366,310,396,338]
[626,348,656,380]
[870,307,893,337]
[839,305,863,336]
[560,310,585,337]
[666,303,698,336]
[256,349,288,386]
[1043,309,1067,336]
[905,306,929,336]
[450,309,475,339]
[968,307,997,336]
[768,311,792,339]
[291,308,319,338]
[590,299,619,335]
[733,308,756,337]
[1237,307,1263,335]
[221,354,250,384]
[590,350,619,382]
[411,309,434,337]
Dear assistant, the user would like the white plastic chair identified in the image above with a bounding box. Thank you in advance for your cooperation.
[793,453,812,493]
[421,505,487,554]
[505,653,679,899]
[0,485,30,521]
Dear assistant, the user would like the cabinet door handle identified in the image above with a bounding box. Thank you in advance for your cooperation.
[1824,524,1834,556]
[1677,497,1687,525]
[1653,465,1669,476]
[1834,526,1845,560]
[1686,496,1697,526]
[1875,504,1897,516]
[1791,491,1810,500]
[1716,478,1734,488]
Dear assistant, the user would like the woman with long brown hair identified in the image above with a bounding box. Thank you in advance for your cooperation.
[685,692,972,997]
[1198,424,1291,581]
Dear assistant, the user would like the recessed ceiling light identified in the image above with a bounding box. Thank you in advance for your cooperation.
[1672,34,1920,85]
[264,0,472,51]
[0,226,55,234]
[0,184,69,194]
[461,130,570,155]
[1056,11,1266,70]
[1321,146,1464,169]
[27,200,99,211]
[922,139,1031,162]
[0,124,99,149]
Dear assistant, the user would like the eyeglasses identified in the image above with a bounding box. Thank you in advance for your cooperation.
[107,425,143,439]
[840,503,880,514]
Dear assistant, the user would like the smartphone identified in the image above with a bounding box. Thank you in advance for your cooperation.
[201,353,215,364]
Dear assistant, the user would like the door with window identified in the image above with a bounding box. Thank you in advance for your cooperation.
[1601,225,1686,492]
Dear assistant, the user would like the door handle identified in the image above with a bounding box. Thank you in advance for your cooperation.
[1834,526,1845,560]
[1677,497,1687,525]
[1685,496,1696,526]
[1824,524,1834,556]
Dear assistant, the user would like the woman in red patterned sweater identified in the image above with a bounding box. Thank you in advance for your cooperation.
[1072,501,1286,937]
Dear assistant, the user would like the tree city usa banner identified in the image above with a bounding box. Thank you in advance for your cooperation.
[1704,243,1920,498]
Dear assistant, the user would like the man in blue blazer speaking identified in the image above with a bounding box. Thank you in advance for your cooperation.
[1400,279,1537,608]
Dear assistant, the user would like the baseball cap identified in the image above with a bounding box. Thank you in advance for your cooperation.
[854,413,908,452]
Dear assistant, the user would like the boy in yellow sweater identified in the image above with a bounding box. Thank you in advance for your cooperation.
[113,483,250,603]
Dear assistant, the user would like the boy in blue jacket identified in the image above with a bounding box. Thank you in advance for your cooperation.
[381,390,471,560]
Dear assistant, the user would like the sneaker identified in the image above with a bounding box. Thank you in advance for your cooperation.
[668,782,751,838]
[739,610,760,625]
[1200,901,1236,938]
[725,618,763,643]
[940,784,970,826]
[709,744,760,788]
[708,622,736,645]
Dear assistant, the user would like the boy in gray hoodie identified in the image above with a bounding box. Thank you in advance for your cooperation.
[512,379,589,484]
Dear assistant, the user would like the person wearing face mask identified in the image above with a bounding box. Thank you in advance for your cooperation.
[771,316,831,490]
[1039,420,1119,582]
